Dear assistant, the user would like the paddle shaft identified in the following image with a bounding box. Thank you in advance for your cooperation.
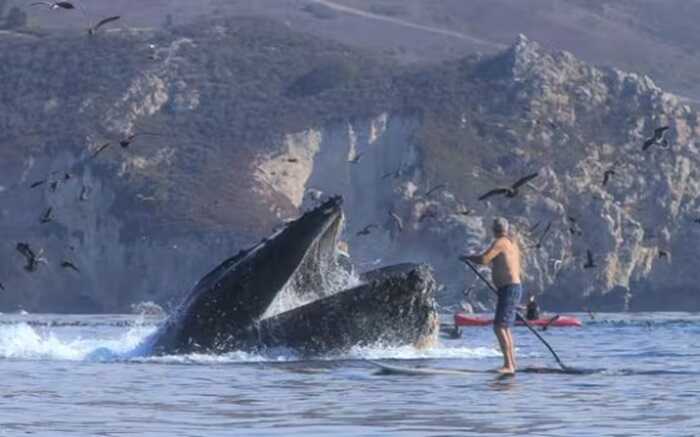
[462,259,570,371]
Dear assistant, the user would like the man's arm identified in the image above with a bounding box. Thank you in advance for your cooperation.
[460,240,503,265]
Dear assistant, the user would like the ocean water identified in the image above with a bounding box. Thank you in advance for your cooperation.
[0,312,698,436]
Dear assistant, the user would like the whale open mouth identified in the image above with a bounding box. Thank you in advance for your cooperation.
[147,195,438,356]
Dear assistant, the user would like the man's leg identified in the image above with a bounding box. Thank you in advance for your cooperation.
[505,328,516,370]
[494,326,511,371]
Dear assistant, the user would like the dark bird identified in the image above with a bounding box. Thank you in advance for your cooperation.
[642,126,670,151]
[29,180,46,189]
[347,152,363,164]
[531,221,552,249]
[457,209,473,216]
[568,216,583,236]
[287,158,299,163]
[478,172,539,201]
[79,186,90,202]
[88,16,121,35]
[382,168,400,179]
[425,184,447,197]
[419,209,438,223]
[356,224,378,237]
[39,207,54,224]
[90,142,111,160]
[602,162,618,186]
[119,132,164,148]
[31,1,74,9]
[16,243,46,272]
[60,260,80,273]
[583,249,596,269]
[388,210,404,233]
[658,250,670,260]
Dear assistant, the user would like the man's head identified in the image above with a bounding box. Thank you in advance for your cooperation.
[492,217,509,237]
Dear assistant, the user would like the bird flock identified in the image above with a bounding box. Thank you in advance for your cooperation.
[0,2,165,296]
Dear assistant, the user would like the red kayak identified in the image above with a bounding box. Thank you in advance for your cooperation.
[454,313,582,328]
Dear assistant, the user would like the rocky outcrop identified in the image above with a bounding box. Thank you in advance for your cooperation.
[1,17,698,312]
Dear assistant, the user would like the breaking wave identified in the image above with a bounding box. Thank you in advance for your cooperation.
[0,321,499,364]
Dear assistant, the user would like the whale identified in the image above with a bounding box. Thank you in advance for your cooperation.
[145,196,438,356]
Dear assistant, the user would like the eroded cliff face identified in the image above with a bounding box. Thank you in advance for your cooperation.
[252,36,700,311]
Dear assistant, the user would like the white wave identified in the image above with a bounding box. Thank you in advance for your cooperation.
[0,322,156,361]
[0,321,502,364]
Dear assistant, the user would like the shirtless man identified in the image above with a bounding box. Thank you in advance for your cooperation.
[461,217,523,374]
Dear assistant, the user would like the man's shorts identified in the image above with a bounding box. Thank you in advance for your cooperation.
[494,284,523,327]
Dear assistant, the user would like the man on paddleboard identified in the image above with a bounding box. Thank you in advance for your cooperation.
[461,217,523,374]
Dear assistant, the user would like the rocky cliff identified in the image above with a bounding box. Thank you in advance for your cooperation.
[1,16,698,312]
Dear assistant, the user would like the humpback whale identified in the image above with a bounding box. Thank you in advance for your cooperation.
[146,196,438,356]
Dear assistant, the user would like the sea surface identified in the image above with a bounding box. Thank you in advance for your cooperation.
[0,312,698,436]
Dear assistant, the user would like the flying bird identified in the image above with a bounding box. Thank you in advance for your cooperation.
[60,260,80,273]
[88,16,121,35]
[30,180,46,189]
[119,132,164,148]
[419,209,438,223]
[356,224,378,236]
[642,126,670,151]
[531,221,552,249]
[31,1,75,9]
[39,207,54,224]
[602,162,620,186]
[347,153,363,164]
[478,172,539,201]
[16,243,46,272]
[583,249,596,269]
[388,210,404,233]
[90,142,111,160]
[382,168,400,179]
[425,184,447,198]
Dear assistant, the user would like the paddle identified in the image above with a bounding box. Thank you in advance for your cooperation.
[461,258,575,372]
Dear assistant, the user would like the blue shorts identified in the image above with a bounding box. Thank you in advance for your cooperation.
[494,284,523,327]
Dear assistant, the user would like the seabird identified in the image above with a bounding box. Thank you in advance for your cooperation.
[60,260,80,273]
[31,1,74,9]
[39,207,54,224]
[30,180,46,189]
[287,158,299,163]
[88,16,120,35]
[457,209,473,216]
[602,162,619,186]
[90,142,111,160]
[478,172,539,201]
[583,249,596,269]
[418,209,438,223]
[388,210,403,233]
[531,221,552,249]
[356,224,378,237]
[119,132,163,148]
[658,249,670,260]
[425,184,447,197]
[16,243,47,272]
[347,153,363,164]
[642,126,670,151]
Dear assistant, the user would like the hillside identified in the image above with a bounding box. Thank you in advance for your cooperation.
[1,14,699,313]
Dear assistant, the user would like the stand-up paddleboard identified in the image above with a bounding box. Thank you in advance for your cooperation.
[369,361,595,376]
[369,360,492,376]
